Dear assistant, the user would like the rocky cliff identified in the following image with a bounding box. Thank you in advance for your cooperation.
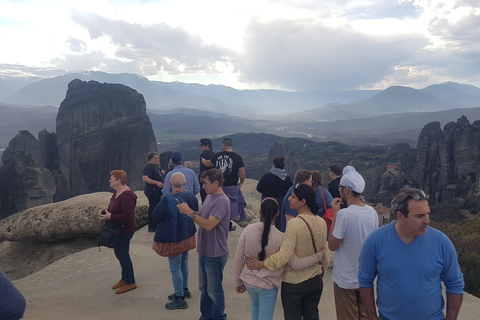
[252,116,479,213]
[0,130,56,218]
[55,79,157,200]
[0,79,157,217]
[412,116,480,206]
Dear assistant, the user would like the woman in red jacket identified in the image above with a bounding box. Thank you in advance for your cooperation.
[98,170,138,294]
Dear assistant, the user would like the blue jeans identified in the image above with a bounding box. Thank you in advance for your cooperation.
[198,254,228,320]
[114,233,135,285]
[245,283,278,320]
[168,251,189,297]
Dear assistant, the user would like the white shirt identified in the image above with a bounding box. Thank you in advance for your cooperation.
[331,204,378,289]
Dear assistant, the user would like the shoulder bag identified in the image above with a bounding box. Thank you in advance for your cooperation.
[153,235,196,257]
[98,221,123,249]
[297,215,322,267]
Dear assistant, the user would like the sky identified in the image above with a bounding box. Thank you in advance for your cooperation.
[0,0,479,92]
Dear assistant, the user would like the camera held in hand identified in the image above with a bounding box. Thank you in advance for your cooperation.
[101,209,106,215]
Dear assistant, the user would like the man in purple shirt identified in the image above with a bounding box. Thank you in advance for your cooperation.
[178,169,231,320]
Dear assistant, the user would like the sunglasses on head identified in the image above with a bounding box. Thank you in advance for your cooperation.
[391,189,427,212]
[396,190,426,203]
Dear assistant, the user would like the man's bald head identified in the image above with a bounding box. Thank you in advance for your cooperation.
[170,172,186,191]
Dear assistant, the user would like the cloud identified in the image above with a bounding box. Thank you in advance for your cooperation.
[335,0,421,20]
[237,18,428,91]
[57,10,235,77]
[412,0,480,81]
[67,38,87,53]
[25,0,479,91]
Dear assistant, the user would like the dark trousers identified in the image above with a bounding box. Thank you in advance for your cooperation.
[114,233,135,284]
[146,192,162,230]
[281,274,323,320]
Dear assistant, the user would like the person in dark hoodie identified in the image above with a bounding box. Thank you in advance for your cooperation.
[98,170,138,295]
[256,157,293,229]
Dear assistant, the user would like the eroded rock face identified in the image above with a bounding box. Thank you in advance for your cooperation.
[55,79,157,200]
[0,191,148,242]
[0,80,157,218]
[412,116,480,205]
[0,130,56,218]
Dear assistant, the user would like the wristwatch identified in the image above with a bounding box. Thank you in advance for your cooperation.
[189,212,196,219]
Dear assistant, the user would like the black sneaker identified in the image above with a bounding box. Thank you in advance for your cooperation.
[229,225,236,231]
[168,288,191,300]
[165,296,187,310]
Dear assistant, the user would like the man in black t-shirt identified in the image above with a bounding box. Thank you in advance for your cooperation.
[199,138,215,203]
[328,164,342,199]
[201,138,246,230]
[143,152,164,232]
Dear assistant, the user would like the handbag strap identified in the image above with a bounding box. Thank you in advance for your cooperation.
[321,188,327,211]
[297,215,318,253]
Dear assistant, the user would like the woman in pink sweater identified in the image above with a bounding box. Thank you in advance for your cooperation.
[234,198,323,320]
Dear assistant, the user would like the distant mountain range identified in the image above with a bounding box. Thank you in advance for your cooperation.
[291,82,480,121]
[0,64,479,148]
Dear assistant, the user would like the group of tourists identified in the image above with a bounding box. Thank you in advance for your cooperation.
[238,162,465,320]
[0,134,466,320]
[94,136,465,320]
[97,137,245,320]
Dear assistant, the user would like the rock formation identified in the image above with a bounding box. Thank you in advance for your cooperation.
[55,79,157,200]
[0,191,148,242]
[0,79,158,218]
[412,116,480,206]
[267,140,302,178]
[0,130,56,218]
[376,143,417,205]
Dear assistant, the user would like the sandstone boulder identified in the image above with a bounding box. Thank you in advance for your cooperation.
[0,191,148,242]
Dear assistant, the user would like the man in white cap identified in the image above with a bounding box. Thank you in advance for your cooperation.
[328,165,378,320]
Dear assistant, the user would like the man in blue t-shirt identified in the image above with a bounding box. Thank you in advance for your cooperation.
[359,187,464,320]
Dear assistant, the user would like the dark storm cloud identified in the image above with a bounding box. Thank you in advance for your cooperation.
[62,10,234,76]
[237,18,428,91]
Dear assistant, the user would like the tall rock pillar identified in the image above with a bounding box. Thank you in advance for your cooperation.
[55,79,157,200]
